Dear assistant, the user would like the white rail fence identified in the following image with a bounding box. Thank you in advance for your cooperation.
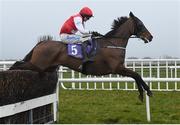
[58,59,180,91]
[0,93,58,123]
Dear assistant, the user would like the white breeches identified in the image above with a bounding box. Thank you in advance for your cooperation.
[60,34,91,44]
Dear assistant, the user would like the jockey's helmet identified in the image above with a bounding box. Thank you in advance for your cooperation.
[80,7,93,18]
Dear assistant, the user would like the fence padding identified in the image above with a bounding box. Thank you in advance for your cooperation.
[0,70,58,106]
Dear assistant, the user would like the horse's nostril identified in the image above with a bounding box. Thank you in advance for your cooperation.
[151,35,153,39]
[149,35,153,41]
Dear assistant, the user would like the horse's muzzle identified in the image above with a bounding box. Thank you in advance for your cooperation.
[149,35,153,42]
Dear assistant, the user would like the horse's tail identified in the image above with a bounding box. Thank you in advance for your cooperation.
[23,41,43,62]
[9,42,44,70]
[23,48,34,62]
[9,48,35,70]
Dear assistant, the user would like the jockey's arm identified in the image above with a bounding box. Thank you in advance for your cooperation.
[74,16,90,36]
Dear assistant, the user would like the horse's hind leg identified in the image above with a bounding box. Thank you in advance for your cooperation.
[139,79,152,97]
[116,67,152,102]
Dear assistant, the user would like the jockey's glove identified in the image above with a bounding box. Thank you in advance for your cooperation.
[90,31,104,37]
[82,33,92,38]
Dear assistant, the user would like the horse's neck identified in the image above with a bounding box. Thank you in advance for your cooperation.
[97,37,128,49]
[115,19,133,38]
[111,19,134,47]
[98,19,134,47]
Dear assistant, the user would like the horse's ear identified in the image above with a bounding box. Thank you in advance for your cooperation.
[129,12,134,17]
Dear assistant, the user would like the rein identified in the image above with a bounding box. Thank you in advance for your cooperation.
[92,35,138,39]
[106,46,126,50]
[92,35,138,50]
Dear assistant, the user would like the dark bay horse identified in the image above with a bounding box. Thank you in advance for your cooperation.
[10,12,153,101]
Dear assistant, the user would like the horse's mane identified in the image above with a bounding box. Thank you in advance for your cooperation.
[38,35,53,43]
[104,16,128,37]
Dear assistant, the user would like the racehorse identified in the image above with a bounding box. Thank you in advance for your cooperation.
[10,12,153,102]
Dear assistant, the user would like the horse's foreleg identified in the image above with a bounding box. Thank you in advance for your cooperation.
[116,67,152,102]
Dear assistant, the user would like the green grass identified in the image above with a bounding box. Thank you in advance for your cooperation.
[58,89,180,124]
[57,63,180,123]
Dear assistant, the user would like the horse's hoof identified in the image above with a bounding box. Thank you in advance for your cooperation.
[147,90,153,97]
[138,94,143,102]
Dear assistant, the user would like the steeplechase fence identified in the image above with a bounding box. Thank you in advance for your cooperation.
[0,65,59,124]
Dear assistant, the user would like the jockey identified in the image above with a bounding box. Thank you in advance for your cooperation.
[59,7,93,43]
[59,7,94,70]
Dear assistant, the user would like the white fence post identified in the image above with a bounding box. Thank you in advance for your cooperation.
[146,93,151,122]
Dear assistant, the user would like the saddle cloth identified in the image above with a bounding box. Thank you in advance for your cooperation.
[67,39,98,59]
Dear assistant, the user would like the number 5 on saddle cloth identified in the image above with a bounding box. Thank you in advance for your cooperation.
[68,39,98,62]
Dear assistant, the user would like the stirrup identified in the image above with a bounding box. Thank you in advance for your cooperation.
[78,65,83,71]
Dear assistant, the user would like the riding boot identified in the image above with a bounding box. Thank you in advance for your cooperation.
[79,42,93,73]
[79,45,88,73]
[82,42,92,63]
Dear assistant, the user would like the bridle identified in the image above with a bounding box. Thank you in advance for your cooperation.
[92,17,145,50]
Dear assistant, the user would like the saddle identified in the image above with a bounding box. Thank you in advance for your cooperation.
[67,39,98,62]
